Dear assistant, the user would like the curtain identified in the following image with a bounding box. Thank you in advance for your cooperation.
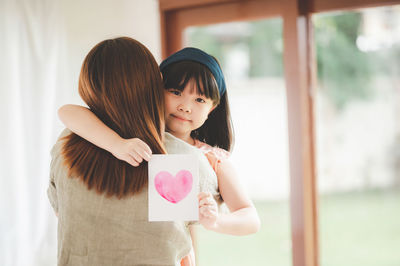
[0,0,160,265]
[0,0,65,265]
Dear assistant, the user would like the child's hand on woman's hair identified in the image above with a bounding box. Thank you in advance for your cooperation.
[198,192,218,230]
[111,138,152,167]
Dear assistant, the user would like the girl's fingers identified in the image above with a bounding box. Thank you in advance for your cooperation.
[198,191,209,198]
[199,198,215,206]
[199,206,217,216]
[136,149,151,162]
[134,138,152,156]
[126,155,139,167]
[202,207,217,215]
[200,211,214,219]
[138,141,152,156]
[198,193,216,208]
[128,143,151,162]
[199,209,210,218]
[128,150,143,164]
[198,192,212,201]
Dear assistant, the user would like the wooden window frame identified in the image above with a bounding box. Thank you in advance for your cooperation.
[158,1,400,266]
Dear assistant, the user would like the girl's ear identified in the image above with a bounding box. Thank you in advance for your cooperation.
[208,104,217,114]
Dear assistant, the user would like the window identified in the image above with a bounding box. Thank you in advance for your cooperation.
[185,19,291,265]
[314,6,400,265]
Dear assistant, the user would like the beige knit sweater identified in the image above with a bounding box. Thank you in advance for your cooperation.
[48,129,220,266]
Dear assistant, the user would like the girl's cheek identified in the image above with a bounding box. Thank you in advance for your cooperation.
[164,96,174,109]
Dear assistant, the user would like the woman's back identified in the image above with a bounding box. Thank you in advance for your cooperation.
[48,130,220,266]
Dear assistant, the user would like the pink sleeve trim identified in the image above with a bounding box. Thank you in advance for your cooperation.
[194,140,230,172]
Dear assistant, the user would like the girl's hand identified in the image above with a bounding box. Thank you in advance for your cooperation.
[111,138,152,167]
[198,192,218,230]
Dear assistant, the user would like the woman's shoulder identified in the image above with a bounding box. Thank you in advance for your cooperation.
[50,128,70,157]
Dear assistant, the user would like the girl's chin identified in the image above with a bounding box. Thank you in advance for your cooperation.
[166,126,192,136]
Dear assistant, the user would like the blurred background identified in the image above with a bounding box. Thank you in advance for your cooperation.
[185,6,400,266]
[1,0,399,265]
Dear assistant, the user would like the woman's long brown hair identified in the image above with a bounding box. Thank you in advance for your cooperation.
[61,37,166,198]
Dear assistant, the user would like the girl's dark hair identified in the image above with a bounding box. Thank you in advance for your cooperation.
[62,37,166,198]
[161,60,234,151]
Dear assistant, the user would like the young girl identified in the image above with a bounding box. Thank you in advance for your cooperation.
[59,47,260,261]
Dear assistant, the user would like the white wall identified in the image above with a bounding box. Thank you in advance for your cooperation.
[58,0,162,108]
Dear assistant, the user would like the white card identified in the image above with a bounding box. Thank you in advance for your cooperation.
[148,154,199,221]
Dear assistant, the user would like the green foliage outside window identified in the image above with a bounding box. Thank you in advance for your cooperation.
[314,13,373,110]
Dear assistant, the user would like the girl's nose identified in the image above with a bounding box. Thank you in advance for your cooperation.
[178,103,191,113]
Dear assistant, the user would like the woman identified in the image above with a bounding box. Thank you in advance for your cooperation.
[47,37,218,265]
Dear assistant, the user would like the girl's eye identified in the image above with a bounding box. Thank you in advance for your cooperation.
[169,90,181,96]
[196,98,206,103]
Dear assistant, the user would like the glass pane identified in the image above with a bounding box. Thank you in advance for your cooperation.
[314,6,400,266]
[185,19,291,266]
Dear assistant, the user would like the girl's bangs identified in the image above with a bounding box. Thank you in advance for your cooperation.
[163,61,220,103]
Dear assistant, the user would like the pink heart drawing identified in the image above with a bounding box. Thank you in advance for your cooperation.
[154,170,193,204]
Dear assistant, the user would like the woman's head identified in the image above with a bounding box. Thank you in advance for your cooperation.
[160,48,234,151]
[62,37,166,198]
[79,37,165,141]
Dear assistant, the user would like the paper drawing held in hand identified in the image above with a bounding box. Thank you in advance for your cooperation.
[148,154,198,221]
[154,170,193,204]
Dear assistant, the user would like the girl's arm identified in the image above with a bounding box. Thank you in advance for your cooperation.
[58,104,151,166]
[198,160,261,236]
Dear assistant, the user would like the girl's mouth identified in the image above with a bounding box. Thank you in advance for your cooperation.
[171,114,191,122]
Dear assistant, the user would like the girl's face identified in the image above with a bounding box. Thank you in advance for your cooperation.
[164,79,215,140]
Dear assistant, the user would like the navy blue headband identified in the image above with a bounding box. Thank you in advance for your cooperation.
[159,47,226,96]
